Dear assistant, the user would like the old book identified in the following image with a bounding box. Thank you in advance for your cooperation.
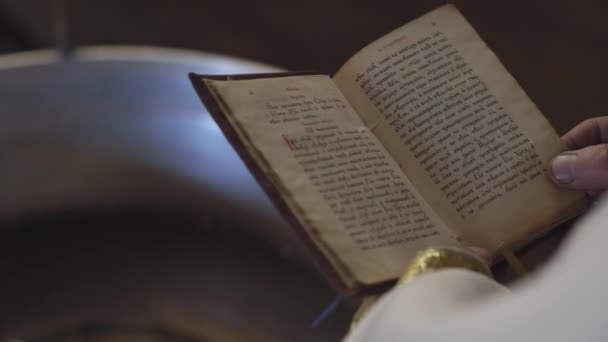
[189,4,586,295]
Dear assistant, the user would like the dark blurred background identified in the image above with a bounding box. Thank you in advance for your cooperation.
[0,0,605,341]
[1,0,605,132]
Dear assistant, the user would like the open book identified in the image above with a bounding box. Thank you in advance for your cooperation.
[189,4,586,295]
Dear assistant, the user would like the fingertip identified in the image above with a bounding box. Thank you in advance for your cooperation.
[550,153,577,186]
[464,246,493,266]
[550,144,608,192]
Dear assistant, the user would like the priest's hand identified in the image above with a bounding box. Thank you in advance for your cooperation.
[550,116,608,197]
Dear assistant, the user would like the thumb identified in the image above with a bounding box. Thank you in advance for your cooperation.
[550,144,608,191]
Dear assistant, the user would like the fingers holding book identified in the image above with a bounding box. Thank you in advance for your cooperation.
[551,116,608,197]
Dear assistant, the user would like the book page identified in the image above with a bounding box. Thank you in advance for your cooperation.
[205,75,458,285]
[333,5,586,251]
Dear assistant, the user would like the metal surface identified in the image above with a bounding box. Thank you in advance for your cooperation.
[0,46,352,341]
[0,46,289,234]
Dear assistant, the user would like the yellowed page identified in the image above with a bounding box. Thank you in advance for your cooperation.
[206,75,458,285]
[333,5,585,251]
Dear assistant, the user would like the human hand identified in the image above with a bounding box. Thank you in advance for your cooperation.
[465,246,493,266]
[550,117,608,196]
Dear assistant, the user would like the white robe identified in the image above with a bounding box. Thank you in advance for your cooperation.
[346,197,608,341]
